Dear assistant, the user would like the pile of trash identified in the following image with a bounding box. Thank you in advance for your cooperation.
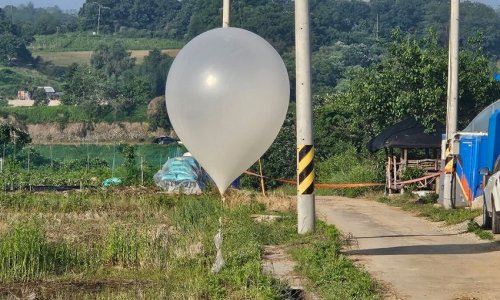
[153,155,207,194]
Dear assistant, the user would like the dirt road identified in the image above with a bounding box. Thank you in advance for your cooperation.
[316,196,500,300]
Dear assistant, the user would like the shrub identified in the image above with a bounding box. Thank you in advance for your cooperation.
[316,145,384,197]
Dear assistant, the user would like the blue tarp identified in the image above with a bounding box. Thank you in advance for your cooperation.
[153,156,207,194]
[102,177,122,187]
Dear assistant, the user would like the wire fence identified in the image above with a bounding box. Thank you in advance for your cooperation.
[3,143,185,171]
[0,143,186,189]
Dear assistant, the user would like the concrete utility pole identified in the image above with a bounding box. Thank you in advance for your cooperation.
[295,0,315,234]
[96,5,110,35]
[443,0,459,209]
[223,0,231,28]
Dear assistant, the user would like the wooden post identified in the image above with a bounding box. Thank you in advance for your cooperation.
[27,147,30,173]
[258,159,266,196]
[50,143,53,169]
[402,148,408,175]
[393,155,398,192]
[141,156,144,186]
[386,153,391,194]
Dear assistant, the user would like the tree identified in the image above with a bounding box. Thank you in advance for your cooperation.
[311,42,382,93]
[0,123,31,157]
[139,49,173,96]
[91,41,135,77]
[315,30,500,157]
[0,8,34,65]
[148,98,171,131]
[31,87,48,106]
[119,144,139,184]
[243,105,295,189]
[61,63,108,117]
[4,4,78,35]
[311,0,373,48]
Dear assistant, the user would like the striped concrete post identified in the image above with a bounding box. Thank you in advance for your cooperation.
[295,0,315,234]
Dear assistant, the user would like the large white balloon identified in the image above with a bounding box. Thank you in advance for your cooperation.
[165,27,290,194]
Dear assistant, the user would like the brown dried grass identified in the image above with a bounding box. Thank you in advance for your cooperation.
[222,189,296,212]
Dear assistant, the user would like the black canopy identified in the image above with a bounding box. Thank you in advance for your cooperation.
[367,117,445,153]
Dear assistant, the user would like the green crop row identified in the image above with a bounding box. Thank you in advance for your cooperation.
[31,34,184,52]
[0,105,148,124]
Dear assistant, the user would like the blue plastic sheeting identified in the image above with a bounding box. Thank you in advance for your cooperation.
[102,177,122,187]
[463,99,500,132]
[456,135,489,202]
[486,111,500,171]
[153,156,207,194]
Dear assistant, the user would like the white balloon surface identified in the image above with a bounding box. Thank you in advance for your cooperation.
[165,27,290,194]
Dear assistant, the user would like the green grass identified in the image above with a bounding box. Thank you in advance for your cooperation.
[0,66,60,100]
[32,49,180,66]
[290,222,380,299]
[30,34,184,52]
[316,147,385,197]
[377,194,481,225]
[0,191,284,297]
[0,221,89,281]
[0,189,381,298]
[0,105,148,124]
[467,221,495,240]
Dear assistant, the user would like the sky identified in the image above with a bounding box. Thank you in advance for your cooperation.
[0,0,498,11]
[0,0,86,11]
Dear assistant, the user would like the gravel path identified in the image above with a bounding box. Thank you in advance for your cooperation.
[316,196,500,300]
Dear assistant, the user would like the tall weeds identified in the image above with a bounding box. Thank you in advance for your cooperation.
[0,221,88,281]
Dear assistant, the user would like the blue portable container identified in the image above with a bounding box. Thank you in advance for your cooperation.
[455,135,488,202]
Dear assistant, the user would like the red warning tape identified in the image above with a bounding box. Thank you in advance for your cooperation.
[243,170,442,189]
[243,171,296,185]
[243,171,384,189]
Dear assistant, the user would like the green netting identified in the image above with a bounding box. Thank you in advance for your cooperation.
[26,144,185,168]
[5,144,186,169]
[0,143,187,189]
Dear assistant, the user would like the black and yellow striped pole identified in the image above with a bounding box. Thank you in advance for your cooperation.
[295,0,315,234]
[298,145,314,195]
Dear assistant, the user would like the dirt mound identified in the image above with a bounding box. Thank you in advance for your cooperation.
[148,96,165,117]
[27,122,168,143]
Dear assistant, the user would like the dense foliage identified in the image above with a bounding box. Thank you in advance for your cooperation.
[0,123,31,155]
[75,0,500,57]
[315,31,500,156]
[61,42,155,119]
[3,3,78,35]
[0,8,33,65]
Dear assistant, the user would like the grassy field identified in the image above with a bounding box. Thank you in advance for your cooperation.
[0,67,60,100]
[30,34,183,52]
[33,49,180,66]
[0,189,380,299]
[0,105,148,124]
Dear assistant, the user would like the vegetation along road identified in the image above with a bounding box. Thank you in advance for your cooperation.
[317,196,500,300]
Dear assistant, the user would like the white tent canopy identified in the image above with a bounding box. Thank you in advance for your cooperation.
[463,99,500,133]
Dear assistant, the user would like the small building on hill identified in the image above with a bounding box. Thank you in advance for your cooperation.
[367,117,445,194]
[36,86,60,101]
[8,87,61,107]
